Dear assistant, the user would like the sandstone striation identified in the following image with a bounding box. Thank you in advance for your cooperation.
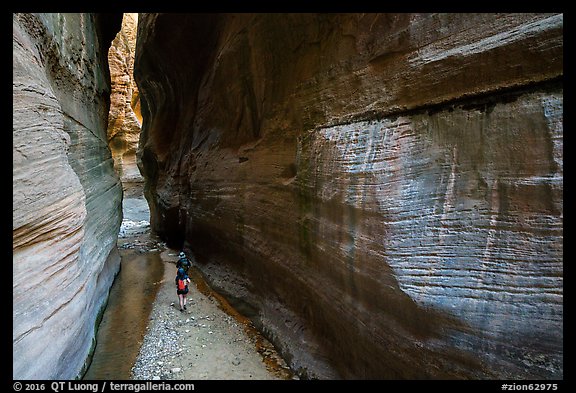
[134,13,563,379]
[107,13,142,185]
[13,13,122,379]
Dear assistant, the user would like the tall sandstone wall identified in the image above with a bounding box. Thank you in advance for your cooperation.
[134,13,563,379]
[13,13,122,379]
[107,13,142,184]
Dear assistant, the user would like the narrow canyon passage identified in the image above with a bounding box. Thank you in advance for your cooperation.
[13,13,563,380]
[83,180,293,380]
[83,13,292,380]
[82,181,162,380]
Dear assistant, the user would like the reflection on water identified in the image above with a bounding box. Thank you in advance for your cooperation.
[83,250,164,380]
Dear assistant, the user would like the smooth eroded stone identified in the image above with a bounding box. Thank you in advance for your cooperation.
[13,13,123,379]
[107,13,142,183]
[134,13,563,379]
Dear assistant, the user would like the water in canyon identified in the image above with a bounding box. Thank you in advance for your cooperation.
[82,251,164,379]
[83,185,165,380]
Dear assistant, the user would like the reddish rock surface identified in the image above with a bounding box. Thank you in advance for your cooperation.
[134,13,563,379]
[107,13,142,184]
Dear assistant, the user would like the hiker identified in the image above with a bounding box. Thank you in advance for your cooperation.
[175,267,191,312]
[176,251,191,275]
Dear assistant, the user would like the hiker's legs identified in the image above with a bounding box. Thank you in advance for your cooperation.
[178,294,185,310]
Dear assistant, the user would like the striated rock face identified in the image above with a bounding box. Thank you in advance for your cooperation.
[107,13,142,184]
[13,13,122,379]
[134,13,563,379]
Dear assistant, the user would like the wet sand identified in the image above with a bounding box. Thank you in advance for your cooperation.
[112,181,294,380]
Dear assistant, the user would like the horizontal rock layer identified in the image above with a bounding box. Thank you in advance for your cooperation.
[134,13,563,379]
[13,13,122,379]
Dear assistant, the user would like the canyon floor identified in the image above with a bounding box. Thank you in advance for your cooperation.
[121,182,294,381]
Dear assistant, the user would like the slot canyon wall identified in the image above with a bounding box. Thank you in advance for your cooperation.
[13,13,123,379]
[107,13,143,185]
[134,13,563,379]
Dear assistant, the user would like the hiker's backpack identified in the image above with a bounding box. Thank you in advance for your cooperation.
[177,277,187,291]
[177,257,190,270]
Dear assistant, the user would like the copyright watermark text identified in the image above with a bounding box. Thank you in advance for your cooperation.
[12,382,195,393]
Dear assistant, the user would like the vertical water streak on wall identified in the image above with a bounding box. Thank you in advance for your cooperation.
[134,13,562,379]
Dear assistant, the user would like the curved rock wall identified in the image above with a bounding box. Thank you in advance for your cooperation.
[107,13,142,184]
[134,13,563,379]
[13,13,122,379]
